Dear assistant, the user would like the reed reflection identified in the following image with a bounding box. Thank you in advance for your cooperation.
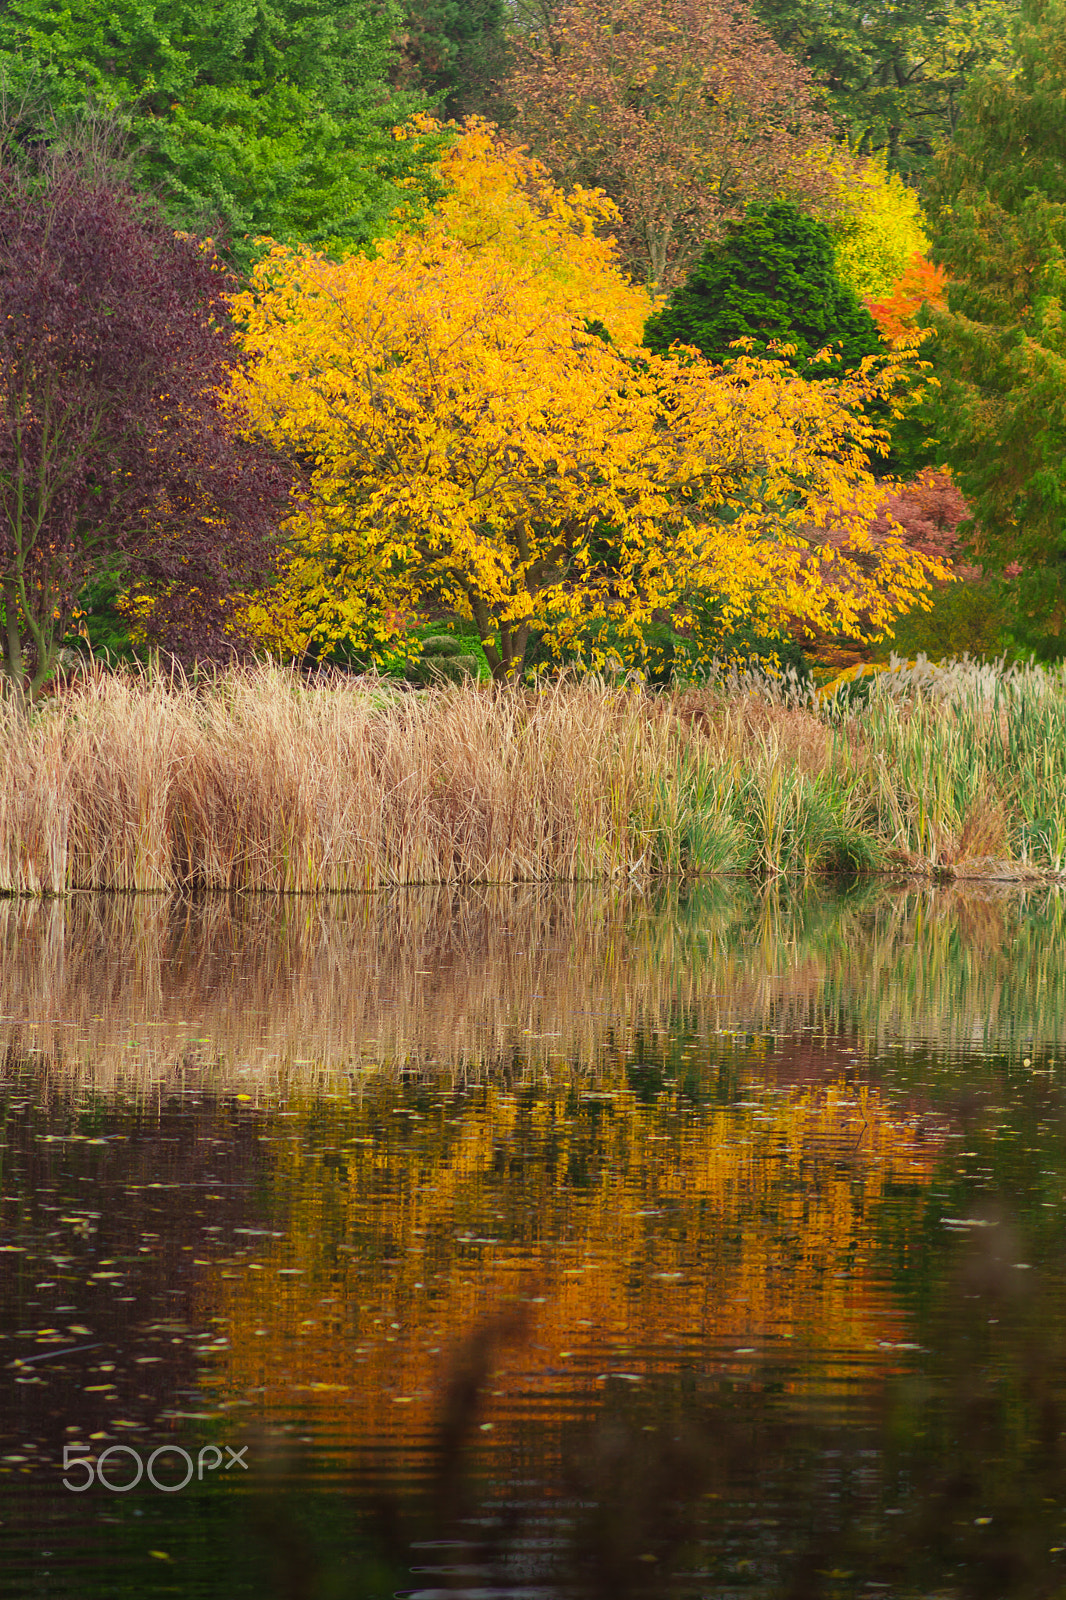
[1,882,1064,1091]
[4,884,1066,1598]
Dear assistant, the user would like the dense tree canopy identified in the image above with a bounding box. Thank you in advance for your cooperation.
[0,135,286,704]
[925,0,1066,656]
[824,151,929,301]
[751,0,1020,176]
[232,123,939,678]
[503,0,841,288]
[392,0,508,117]
[0,0,440,262]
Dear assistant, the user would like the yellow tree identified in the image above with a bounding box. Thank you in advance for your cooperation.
[822,151,930,303]
[232,119,944,678]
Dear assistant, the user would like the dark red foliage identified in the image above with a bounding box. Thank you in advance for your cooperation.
[868,468,978,579]
[792,469,979,668]
[0,140,288,698]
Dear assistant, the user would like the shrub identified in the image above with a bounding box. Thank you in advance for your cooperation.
[406,636,481,686]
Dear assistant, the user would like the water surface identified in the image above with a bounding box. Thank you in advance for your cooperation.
[2,884,1065,1598]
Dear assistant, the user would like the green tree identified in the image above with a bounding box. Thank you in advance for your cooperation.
[393,0,508,117]
[643,201,883,381]
[924,0,1066,657]
[0,0,441,263]
[751,0,1019,176]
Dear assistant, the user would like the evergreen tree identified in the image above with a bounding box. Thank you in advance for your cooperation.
[394,0,508,118]
[751,0,1018,178]
[643,202,883,381]
[925,0,1066,657]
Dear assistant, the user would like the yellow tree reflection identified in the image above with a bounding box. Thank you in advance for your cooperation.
[200,1063,942,1470]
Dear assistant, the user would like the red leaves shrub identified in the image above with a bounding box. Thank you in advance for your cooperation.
[870,469,977,579]
[797,469,983,668]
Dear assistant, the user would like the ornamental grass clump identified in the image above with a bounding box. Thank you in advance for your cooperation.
[834,657,1066,872]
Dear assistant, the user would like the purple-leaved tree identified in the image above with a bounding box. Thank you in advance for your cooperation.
[0,128,288,706]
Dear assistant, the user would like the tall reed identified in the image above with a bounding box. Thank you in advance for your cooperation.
[0,666,847,892]
[0,667,677,892]
[841,661,1066,871]
[4,658,1066,892]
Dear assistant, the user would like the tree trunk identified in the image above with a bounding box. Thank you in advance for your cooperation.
[0,579,30,715]
[493,621,530,681]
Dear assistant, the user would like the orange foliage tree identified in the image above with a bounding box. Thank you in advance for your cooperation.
[866,252,949,342]
[794,468,976,668]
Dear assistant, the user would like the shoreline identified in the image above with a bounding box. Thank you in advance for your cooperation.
[1,861,1065,898]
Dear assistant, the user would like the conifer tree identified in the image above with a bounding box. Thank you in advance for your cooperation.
[394,0,508,117]
[926,0,1066,656]
[644,202,883,380]
[0,0,439,266]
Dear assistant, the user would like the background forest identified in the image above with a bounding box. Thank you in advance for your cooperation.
[1,0,1063,700]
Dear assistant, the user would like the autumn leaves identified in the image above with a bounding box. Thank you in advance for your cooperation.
[231,123,943,681]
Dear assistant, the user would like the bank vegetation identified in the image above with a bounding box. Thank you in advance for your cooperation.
[2,661,1065,894]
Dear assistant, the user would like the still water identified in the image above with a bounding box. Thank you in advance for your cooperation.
[1,883,1066,1599]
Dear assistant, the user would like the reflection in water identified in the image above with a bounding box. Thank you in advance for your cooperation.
[1,885,1066,1597]
[1,881,1064,1086]
[209,1073,938,1478]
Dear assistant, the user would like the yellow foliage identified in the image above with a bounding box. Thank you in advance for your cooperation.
[205,1073,941,1461]
[816,147,930,302]
[232,120,943,677]
[235,507,407,663]
[409,115,655,346]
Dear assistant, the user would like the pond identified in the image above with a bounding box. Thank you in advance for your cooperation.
[1,883,1065,1599]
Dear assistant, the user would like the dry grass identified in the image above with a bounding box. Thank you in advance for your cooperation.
[3,660,1066,893]
[0,666,870,893]
[0,667,663,891]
